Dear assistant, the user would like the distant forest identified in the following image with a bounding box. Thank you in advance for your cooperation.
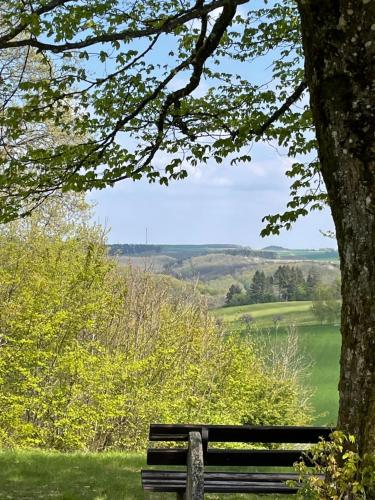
[108,244,164,255]
[225,265,340,306]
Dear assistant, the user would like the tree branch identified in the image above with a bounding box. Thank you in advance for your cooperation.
[0,0,249,52]
[248,80,308,138]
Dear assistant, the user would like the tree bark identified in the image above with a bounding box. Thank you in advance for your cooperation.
[297,1,375,455]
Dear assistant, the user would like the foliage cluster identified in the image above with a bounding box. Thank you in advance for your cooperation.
[310,287,341,326]
[225,266,339,308]
[0,197,311,451]
[294,432,375,499]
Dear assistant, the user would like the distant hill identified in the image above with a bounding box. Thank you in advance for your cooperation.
[107,243,240,260]
[261,246,338,261]
[108,243,339,262]
[262,245,288,251]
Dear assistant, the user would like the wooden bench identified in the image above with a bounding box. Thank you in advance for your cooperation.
[141,424,333,499]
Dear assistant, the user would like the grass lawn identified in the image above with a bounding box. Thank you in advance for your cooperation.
[214,301,340,425]
[0,449,296,500]
[297,325,340,425]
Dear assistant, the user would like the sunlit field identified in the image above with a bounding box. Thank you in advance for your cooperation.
[214,301,340,424]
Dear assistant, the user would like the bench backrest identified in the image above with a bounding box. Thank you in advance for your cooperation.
[147,424,334,467]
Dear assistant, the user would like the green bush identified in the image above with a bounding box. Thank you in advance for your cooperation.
[294,432,375,499]
[0,197,312,451]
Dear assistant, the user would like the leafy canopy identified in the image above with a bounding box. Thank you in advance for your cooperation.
[0,0,326,229]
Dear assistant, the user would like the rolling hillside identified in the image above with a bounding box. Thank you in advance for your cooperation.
[109,244,340,307]
[214,301,341,425]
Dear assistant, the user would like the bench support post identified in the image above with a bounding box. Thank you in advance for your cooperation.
[177,431,204,499]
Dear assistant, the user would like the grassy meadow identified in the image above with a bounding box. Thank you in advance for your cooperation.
[214,301,317,327]
[0,449,296,500]
[214,301,341,425]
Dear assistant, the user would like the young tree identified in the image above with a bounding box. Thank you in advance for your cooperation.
[311,300,328,326]
[0,1,374,458]
[274,265,291,301]
[311,286,341,325]
[272,314,284,332]
[247,270,266,303]
[225,283,243,306]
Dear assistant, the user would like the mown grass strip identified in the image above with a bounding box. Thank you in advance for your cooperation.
[213,301,316,327]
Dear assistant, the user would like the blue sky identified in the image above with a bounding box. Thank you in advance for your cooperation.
[90,140,335,248]
[88,3,336,249]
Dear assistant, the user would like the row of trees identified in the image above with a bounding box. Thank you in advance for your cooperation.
[226,266,337,306]
[0,197,311,451]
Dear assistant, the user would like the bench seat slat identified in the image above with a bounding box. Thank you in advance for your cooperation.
[143,483,298,494]
[149,424,333,443]
[144,480,296,487]
[147,448,310,467]
[205,484,298,493]
[142,471,303,482]
[143,484,185,492]
[143,482,298,494]
[144,482,298,490]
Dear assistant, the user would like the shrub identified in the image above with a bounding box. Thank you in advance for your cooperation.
[294,432,375,499]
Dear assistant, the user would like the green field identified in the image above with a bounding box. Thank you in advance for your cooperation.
[214,301,340,425]
[214,301,317,327]
[108,244,339,262]
[0,449,295,500]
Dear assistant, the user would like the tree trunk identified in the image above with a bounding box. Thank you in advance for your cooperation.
[297,1,375,455]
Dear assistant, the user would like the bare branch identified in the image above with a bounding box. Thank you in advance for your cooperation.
[97,1,239,181]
